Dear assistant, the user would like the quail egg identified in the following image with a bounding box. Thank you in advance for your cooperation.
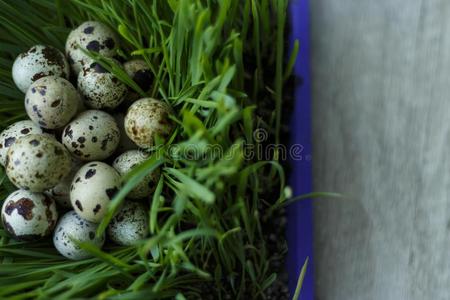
[62,110,120,161]
[112,113,137,152]
[107,201,148,246]
[25,76,81,129]
[45,159,82,208]
[6,134,71,192]
[12,45,69,93]
[53,210,105,260]
[70,161,121,223]
[124,98,174,148]
[1,189,58,241]
[65,21,119,75]
[77,62,127,109]
[0,120,43,166]
[123,59,152,92]
[113,150,159,199]
[123,59,152,104]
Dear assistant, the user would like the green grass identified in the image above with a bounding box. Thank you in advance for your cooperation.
[0,0,299,298]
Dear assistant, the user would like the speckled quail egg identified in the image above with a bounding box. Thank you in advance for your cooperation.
[1,189,58,241]
[123,59,152,104]
[62,110,120,161]
[124,98,174,148]
[0,120,43,166]
[25,76,81,129]
[12,45,69,93]
[113,150,159,199]
[107,201,148,246]
[112,113,137,152]
[45,159,82,208]
[6,134,71,192]
[77,62,127,109]
[53,210,105,260]
[124,60,152,92]
[70,161,121,223]
[65,21,119,75]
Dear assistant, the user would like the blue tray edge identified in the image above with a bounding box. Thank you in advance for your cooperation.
[287,1,313,300]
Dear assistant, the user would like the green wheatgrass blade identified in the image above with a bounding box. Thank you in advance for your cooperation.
[150,176,164,234]
[293,258,309,300]
[164,168,215,204]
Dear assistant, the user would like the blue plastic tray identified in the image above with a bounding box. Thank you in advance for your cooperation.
[287,1,313,299]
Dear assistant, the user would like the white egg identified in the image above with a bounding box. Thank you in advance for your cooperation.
[107,201,148,246]
[77,62,127,109]
[25,76,81,129]
[70,161,121,223]
[124,98,174,149]
[113,150,159,199]
[12,45,69,93]
[65,21,119,75]
[0,120,43,166]
[6,134,71,192]
[62,110,120,161]
[45,158,83,208]
[53,210,105,260]
[1,189,58,240]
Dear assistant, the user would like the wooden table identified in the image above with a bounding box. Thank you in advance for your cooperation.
[311,1,450,299]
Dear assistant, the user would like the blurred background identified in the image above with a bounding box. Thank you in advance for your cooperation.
[311,1,450,299]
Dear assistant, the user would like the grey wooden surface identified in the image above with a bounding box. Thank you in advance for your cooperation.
[311,1,450,299]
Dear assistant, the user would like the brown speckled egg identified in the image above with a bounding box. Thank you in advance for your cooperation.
[25,76,81,129]
[0,120,43,166]
[107,201,148,246]
[113,150,159,199]
[12,45,69,93]
[77,62,127,109]
[65,21,119,75]
[5,134,71,192]
[70,161,121,223]
[62,110,120,161]
[1,189,58,241]
[53,210,104,260]
[124,98,174,148]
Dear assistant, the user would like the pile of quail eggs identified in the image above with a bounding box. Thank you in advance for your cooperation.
[0,21,174,260]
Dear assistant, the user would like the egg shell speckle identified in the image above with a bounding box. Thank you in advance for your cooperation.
[25,76,81,129]
[53,210,105,260]
[62,110,120,161]
[0,120,43,166]
[70,161,121,223]
[124,98,174,149]
[6,134,71,192]
[1,189,58,241]
[107,201,148,246]
[65,21,118,75]
[113,150,159,199]
[78,62,127,109]
[12,45,69,93]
